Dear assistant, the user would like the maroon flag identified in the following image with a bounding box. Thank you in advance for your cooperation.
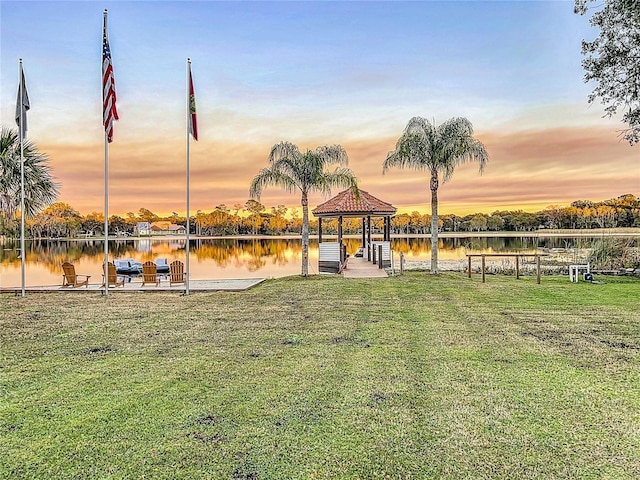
[188,62,198,141]
[102,10,118,143]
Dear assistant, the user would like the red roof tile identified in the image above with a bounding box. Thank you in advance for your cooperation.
[312,188,397,217]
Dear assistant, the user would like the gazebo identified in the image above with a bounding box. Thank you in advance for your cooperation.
[312,187,397,273]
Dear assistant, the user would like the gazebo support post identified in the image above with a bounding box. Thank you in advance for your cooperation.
[318,217,323,244]
[361,217,366,249]
[338,216,343,262]
[367,215,372,261]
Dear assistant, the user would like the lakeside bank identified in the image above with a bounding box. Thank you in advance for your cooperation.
[44,227,640,242]
[2,230,638,288]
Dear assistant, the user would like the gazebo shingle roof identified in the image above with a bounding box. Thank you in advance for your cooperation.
[312,188,397,217]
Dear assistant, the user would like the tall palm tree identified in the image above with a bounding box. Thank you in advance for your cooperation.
[0,127,59,235]
[383,117,488,274]
[250,141,357,277]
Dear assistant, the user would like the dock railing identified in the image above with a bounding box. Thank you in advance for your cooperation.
[370,241,391,268]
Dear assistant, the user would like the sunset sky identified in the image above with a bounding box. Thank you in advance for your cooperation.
[2,1,638,217]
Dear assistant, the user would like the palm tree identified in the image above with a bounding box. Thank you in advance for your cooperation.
[0,127,59,235]
[250,141,357,277]
[383,117,488,274]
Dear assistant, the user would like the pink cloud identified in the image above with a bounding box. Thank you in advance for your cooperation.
[41,124,638,217]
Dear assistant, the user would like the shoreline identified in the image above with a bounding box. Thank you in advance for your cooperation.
[5,227,640,242]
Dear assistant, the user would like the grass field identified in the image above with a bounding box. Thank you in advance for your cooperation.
[1,273,639,479]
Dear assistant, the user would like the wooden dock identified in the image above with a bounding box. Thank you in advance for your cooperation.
[342,256,388,278]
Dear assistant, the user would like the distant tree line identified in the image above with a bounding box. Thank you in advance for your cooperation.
[394,193,640,234]
[4,194,638,239]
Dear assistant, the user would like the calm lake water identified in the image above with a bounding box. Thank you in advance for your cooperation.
[0,235,636,287]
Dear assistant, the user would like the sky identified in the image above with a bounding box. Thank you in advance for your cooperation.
[1,0,638,217]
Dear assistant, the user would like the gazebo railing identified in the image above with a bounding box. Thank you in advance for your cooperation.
[318,242,343,274]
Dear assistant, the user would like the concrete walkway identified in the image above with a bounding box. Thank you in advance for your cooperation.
[342,256,388,278]
[1,278,266,294]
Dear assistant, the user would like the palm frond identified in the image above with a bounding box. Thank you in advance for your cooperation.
[313,145,349,166]
[383,116,488,181]
[0,127,59,221]
[436,117,488,182]
[253,141,356,199]
[383,128,433,173]
[249,166,298,199]
[268,141,302,164]
[312,167,358,197]
[404,116,430,136]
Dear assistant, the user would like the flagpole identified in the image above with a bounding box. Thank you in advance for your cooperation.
[102,8,112,296]
[104,132,109,296]
[185,58,191,295]
[19,59,26,298]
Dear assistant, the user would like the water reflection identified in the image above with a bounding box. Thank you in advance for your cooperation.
[1,235,637,287]
[390,236,543,260]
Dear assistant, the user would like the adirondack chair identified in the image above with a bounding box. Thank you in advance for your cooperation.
[61,262,91,288]
[101,261,125,288]
[169,260,186,286]
[141,261,159,287]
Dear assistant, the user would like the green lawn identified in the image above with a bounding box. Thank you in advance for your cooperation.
[1,273,639,479]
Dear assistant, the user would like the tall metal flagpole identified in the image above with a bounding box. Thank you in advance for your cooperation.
[185,58,191,295]
[18,59,26,297]
[102,8,118,296]
[104,130,109,296]
[103,10,110,296]
[185,59,198,295]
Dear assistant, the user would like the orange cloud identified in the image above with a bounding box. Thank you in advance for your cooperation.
[41,124,638,217]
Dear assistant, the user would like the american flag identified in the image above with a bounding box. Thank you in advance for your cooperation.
[188,62,198,141]
[102,11,118,143]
